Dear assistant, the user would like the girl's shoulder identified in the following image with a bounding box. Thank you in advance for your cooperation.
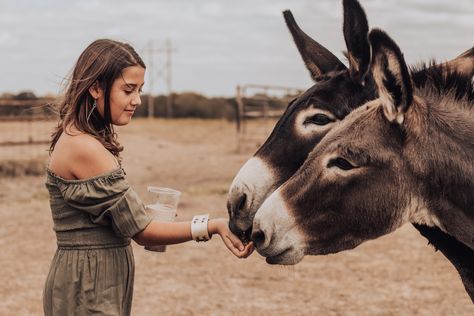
[49,130,119,180]
[62,131,105,153]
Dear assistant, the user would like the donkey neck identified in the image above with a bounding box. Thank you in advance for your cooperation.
[404,92,474,250]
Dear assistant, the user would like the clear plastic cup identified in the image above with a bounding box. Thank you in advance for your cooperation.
[144,187,181,252]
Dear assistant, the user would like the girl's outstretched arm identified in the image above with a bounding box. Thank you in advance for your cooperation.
[133,219,254,258]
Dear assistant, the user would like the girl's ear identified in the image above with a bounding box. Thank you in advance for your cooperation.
[369,29,413,125]
[88,81,102,99]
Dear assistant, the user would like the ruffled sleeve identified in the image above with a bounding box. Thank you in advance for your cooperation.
[56,169,152,238]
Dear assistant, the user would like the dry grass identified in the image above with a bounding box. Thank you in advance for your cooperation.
[0,157,47,177]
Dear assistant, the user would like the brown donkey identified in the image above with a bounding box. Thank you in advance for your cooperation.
[251,28,474,300]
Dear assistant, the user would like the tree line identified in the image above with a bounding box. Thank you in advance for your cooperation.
[0,90,293,120]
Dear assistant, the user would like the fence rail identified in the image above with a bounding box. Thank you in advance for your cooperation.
[0,99,55,162]
[234,84,303,151]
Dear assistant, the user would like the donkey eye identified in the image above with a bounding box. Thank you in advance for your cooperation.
[304,114,334,126]
[327,157,356,170]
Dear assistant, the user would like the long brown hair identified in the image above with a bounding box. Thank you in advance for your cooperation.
[49,39,146,160]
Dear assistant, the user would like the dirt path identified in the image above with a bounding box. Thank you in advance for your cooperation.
[0,119,472,315]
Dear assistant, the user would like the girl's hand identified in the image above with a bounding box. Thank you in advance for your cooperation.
[208,218,254,258]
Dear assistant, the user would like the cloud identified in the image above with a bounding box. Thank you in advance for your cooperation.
[0,0,473,96]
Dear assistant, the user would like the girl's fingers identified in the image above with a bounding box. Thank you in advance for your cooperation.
[223,236,255,258]
[219,227,254,258]
[240,242,254,258]
[223,235,243,257]
[242,242,255,258]
[227,232,245,251]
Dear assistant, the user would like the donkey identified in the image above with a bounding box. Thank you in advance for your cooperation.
[228,0,376,239]
[251,27,474,301]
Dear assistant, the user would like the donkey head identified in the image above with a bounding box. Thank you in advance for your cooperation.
[227,0,376,242]
[251,28,429,264]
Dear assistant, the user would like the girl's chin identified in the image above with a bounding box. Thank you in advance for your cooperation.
[112,117,132,126]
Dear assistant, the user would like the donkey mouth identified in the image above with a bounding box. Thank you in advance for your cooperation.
[228,218,253,244]
[239,227,253,244]
[265,247,300,265]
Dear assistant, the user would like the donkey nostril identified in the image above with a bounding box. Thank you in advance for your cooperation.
[228,193,247,218]
[251,229,266,248]
[236,193,247,211]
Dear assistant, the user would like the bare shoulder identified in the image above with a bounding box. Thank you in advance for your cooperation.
[49,131,119,180]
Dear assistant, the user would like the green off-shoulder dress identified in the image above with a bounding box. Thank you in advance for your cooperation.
[43,167,152,316]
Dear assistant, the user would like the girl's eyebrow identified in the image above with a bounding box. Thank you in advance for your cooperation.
[120,82,145,89]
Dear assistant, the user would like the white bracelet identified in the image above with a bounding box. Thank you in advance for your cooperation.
[191,214,211,242]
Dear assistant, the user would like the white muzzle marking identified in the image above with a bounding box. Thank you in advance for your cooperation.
[253,189,306,263]
[228,157,276,228]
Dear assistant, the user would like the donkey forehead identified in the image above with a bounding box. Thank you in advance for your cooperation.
[315,103,399,156]
[291,72,363,116]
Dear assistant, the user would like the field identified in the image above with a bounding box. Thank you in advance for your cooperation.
[0,118,472,315]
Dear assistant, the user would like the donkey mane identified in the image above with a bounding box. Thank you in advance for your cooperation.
[410,62,474,104]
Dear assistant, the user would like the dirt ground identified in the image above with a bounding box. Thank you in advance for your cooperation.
[0,118,472,315]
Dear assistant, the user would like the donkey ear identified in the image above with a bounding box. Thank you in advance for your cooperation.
[369,29,413,124]
[343,0,370,84]
[283,10,347,81]
[443,46,474,77]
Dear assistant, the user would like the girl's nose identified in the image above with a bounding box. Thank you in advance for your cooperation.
[132,93,141,106]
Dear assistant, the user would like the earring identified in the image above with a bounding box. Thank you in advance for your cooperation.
[87,100,97,121]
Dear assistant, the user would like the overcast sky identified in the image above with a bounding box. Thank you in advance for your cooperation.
[1,0,473,97]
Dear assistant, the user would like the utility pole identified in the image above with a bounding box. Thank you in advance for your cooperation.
[144,39,177,119]
[165,39,174,118]
[146,40,155,119]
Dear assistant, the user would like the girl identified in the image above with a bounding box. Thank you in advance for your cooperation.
[44,39,253,315]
